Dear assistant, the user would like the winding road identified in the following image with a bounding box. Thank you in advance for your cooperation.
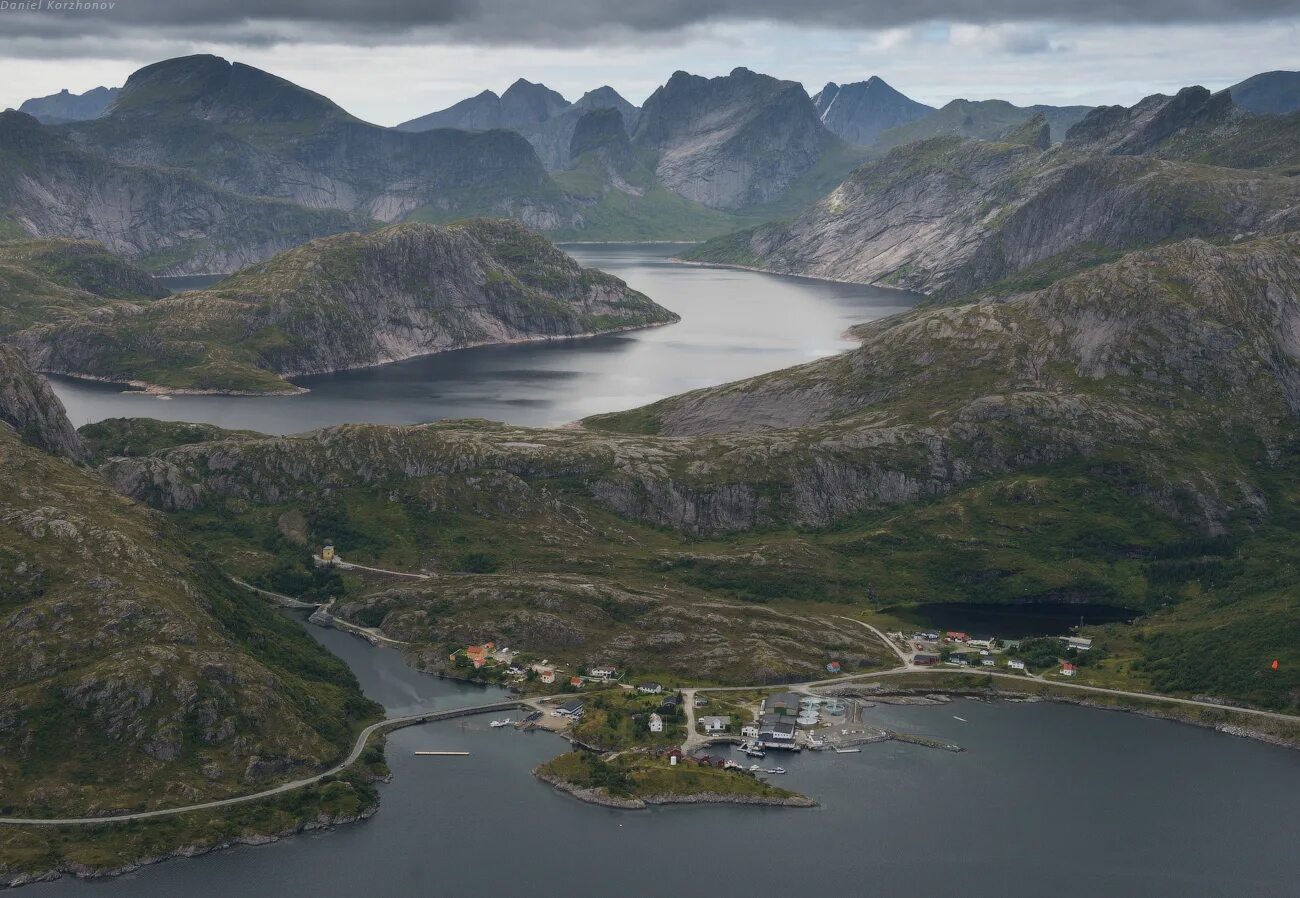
[0,700,524,827]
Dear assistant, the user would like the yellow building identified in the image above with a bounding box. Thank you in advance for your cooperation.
[322,545,335,563]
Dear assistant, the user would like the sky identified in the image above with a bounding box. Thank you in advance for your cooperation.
[1,1,1298,125]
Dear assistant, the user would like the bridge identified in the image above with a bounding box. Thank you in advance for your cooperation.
[0,700,525,827]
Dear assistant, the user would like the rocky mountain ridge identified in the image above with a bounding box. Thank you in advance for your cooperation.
[684,87,1300,295]
[16,86,119,124]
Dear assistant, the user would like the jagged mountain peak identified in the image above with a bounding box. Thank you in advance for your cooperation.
[17,85,119,124]
[1064,85,1236,155]
[813,75,934,145]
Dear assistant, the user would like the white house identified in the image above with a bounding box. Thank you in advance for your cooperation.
[588,665,618,680]
[1060,663,1077,677]
[1065,636,1093,652]
[699,715,731,733]
[1007,659,1026,670]
[741,724,759,739]
[648,713,664,733]
[638,682,663,695]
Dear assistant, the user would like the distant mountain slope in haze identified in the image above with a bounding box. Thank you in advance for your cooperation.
[1229,70,1300,115]
[812,77,934,145]
[17,86,119,123]
[396,78,570,131]
[873,97,1092,149]
[631,67,843,210]
[397,81,639,171]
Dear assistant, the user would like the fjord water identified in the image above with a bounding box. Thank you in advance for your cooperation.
[45,620,1300,897]
[50,245,917,433]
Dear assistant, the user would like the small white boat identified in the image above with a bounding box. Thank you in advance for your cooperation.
[489,718,513,728]
[953,716,967,722]
[749,764,762,772]
[765,767,787,774]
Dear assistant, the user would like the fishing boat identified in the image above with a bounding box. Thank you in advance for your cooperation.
[739,741,766,758]
[489,718,513,728]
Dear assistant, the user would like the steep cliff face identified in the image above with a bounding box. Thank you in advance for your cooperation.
[0,111,362,274]
[66,56,572,228]
[813,77,934,146]
[631,68,839,210]
[685,125,1300,295]
[16,220,678,393]
[0,345,84,460]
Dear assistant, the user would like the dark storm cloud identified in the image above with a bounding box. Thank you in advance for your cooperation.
[5,0,1300,46]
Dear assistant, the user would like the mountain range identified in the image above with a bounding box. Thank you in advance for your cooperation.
[686,85,1300,294]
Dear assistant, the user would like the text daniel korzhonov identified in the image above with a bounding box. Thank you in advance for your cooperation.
[0,1,116,11]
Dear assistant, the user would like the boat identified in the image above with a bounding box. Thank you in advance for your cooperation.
[749,763,762,772]
[489,718,513,728]
[953,716,967,722]
[765,767,787,774]
[738,741,766,758]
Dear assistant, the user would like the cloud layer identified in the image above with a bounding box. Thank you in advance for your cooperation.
[6,0,1300,47]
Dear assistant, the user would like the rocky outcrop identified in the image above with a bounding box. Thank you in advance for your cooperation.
[18,86,119,124]
[812,77,934,146]
[15,220,678,392]
[631,68,838,210]
[0,345,84,460]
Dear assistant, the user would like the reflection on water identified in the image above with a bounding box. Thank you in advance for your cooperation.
[52,245,917,434]
[885,602,1141,638]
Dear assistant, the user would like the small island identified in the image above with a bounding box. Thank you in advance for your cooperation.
[534,751,815,810]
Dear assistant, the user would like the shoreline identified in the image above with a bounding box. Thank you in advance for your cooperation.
[0,806,379,889]
[669,256,925,295]
[532,769,817,810]
[41,316,681,398]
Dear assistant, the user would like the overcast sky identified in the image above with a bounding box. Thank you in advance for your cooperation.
[2,1,1298,124]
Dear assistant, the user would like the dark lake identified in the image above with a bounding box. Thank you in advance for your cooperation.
[39,618,1300,898]
[885,602,1141,638]
[50,245,917,433]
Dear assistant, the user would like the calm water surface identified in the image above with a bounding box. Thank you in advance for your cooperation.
[50,245,916,433]
[43,620,1300,897]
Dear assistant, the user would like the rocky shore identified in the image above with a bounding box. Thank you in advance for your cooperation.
[0,807,377,889]
[533,769,817,810]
